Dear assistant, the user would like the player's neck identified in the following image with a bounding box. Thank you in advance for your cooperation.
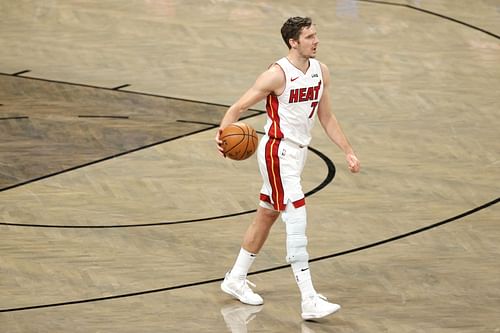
[286,53,310,74]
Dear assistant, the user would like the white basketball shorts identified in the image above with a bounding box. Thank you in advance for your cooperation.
[258,135,308,211]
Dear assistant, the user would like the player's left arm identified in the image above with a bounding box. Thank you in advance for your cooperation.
[317,63,360,173]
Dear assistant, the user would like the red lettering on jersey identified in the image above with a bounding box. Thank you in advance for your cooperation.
[289,89,299,103]
[305,87,314,101]
[288,80,322,104]
[298,88,307,102]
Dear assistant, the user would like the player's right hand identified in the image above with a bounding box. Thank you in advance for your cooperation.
[215,128,226,157]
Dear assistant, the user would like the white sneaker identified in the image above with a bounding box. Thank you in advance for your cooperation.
[301,294,341,320]
[221,272,264,305]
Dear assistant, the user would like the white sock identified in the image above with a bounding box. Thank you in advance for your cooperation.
[229,248,256,280]
[292,261,316,300]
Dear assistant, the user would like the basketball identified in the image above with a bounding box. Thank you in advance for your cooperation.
[220,122,258,160]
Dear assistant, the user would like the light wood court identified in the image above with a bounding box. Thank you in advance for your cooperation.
[0,1,499,332]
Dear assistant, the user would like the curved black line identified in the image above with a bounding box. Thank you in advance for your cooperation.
[1,197,497,313]
[356,0,499,39]
[0,129,336,228]
[305,146,336,197]
[0,210,256,229]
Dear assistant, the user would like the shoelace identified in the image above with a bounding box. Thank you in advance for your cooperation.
[307,293,328,305]
[240,279,257,293]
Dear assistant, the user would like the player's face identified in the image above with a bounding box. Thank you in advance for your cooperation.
[296,25,319,58]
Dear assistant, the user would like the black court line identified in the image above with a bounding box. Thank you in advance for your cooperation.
[78,115,130,119]
[12,69,31,76]
[1,197,497,313]
[0,210,256,229]
[112,84,131,90]
[0,116,29,121]
[0,128,335,228]
[356,0,499,40]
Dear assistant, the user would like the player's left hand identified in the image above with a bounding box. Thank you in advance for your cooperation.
[346,153,360,173]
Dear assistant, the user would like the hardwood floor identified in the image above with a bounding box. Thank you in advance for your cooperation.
[0,1,498,332]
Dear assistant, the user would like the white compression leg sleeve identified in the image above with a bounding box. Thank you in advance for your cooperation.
[282,203,316,299]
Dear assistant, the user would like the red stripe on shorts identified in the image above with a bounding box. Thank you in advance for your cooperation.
[292,198,306,209]
[260,194,271,204]
[261,195,305,209]
[265,137,285,211]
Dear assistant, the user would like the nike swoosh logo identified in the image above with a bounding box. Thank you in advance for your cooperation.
[301,267,309,272]
[291,76,299,82]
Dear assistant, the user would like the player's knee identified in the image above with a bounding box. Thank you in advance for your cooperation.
[258,205,280,222]
[282,204,306,225]
[286,234,309,263]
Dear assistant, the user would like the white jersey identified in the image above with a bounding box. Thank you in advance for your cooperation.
[264,57,324,147]
[258,57,324,211]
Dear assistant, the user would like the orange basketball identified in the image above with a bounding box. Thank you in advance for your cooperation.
[220,122,258,160]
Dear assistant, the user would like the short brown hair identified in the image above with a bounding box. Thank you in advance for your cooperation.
[281,17,313,49]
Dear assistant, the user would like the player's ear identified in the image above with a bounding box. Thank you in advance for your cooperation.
[289,38,298,49]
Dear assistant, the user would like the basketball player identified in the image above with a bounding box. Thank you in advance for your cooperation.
[215,16,360,320]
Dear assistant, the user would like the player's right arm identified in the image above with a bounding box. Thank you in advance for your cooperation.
[216,65,284,154]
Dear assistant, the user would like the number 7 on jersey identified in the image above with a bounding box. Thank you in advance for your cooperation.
[309,101,318,118]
